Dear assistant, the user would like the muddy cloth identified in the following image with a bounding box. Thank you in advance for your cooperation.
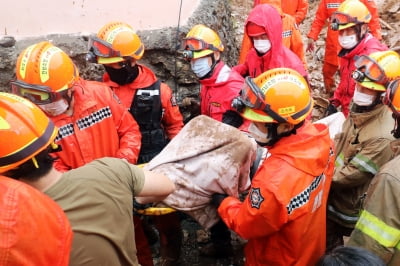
[145,115,258,229]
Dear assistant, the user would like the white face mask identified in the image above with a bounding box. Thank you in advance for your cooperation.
[338,34,358,49]
[353,89,376,106]
[253,39,271,54]
[191,57,211,78]
[248,122,270,145]
[39,98,69,116]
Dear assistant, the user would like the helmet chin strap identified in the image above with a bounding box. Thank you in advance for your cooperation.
[260,122,303,147]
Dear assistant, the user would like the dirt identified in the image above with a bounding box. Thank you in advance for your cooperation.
[152,1,400,265]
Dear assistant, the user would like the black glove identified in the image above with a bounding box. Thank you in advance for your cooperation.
[325,103,338,116]
[211,193,228,208]
[133,199,153,215]
[222,110,243,128]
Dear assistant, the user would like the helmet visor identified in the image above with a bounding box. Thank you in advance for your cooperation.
[385,79,400,115]
[182,38,217,52]
[353,55,388,85]
[239,77,288,123]
[11,81,66,105]
[331,12,359,25]
[89,37,121,58]
[240,76,266,110]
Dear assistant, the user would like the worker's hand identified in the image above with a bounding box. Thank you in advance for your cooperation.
[306,38,315,53]
[211,193,228,208]
[181,97,197,107]
[325,103,338,117]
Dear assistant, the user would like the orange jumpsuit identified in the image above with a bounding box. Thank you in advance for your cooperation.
[239,0,306,67]
[218,122,335,265]
[307,0,382,92]
[281,0,309,24]
[51,78,141,171]
[0,175,73,266]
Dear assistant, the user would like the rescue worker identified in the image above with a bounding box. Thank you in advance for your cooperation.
[10,41,153,265]
[233,4,307,79]
[212,68,335,265]
[88,21,184,265]
[281,0,309,25]
[326,50,400,252]
[0,175,72,265]
[11,41,141,171]
[88,21,184,164]
[325,0,387,117]
[238,0,307,69]
[307,0,382,94]
[346,56,400,265]
[0,92,175,266]
[181,23,246,257]
[182,24,248,129]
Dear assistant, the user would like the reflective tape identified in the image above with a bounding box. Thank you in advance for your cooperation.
[356,210,400,248]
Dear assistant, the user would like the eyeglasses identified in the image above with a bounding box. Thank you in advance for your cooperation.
[352,55,388,85]
[88,37,121,58]
[330,12,360,30]
[182,38,218,52]
[10,80,68,105]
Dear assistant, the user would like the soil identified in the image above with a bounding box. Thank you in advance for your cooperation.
[152,0,400,265]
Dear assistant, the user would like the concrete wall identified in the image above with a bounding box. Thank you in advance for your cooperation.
[0,0,240,98]
[1,0,199,38]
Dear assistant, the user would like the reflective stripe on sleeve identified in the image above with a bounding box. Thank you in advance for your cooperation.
[350,153,378,175]
[356,210,400,248]
[335,153,344,168]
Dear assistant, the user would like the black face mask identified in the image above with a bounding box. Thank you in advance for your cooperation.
[104,63,140,85]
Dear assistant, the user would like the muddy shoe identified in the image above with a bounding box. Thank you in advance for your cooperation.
[198,242,234,258]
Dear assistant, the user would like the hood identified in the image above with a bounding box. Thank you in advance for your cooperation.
[269,122,332,177]
[245,4,284,59]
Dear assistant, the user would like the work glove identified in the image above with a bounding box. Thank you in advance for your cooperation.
[325,103,338,117]
[306,38,315,53]
[222,110,243,128]
[133,199,153,216]
[211,193,228,209]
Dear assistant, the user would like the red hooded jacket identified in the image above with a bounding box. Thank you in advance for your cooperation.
[331,33,387,116]
[218,122,335,265]
[239,0,306,68]
[233,4,307,78]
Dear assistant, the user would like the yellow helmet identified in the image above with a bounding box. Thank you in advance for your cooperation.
[352,50,400,91]
[331,0,371,31]
[182,24,224,59]
[11,41,79,105]
[0,92,58,173]
[233,68,313,125]
[91,21,144,64]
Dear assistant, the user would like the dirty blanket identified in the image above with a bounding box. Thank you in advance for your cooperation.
[145,115,257,229]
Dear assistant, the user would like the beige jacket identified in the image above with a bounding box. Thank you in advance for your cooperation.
[328,104,395,228]
[348,140,400,265]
